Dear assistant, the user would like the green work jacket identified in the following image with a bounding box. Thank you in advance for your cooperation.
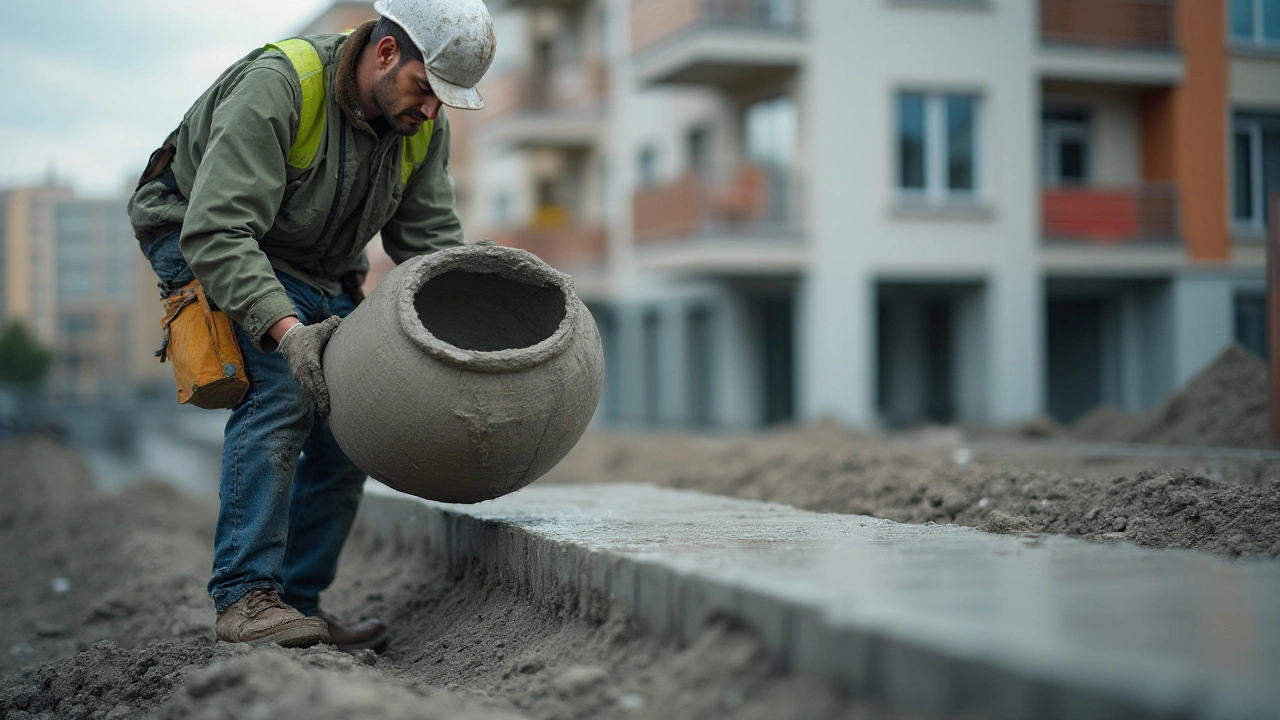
[127,21,463,350]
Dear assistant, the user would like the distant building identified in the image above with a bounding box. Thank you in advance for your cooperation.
[0,184,166,402]
[1,184,72,347]
[50,197,159,401]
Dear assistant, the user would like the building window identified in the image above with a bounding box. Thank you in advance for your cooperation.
[897,91,981,200]
[686,125,712,176]
[1231,0,1280,48]
[1235,291,1266,360]
[58,315,96,339]
[745,97,797,168]
[642,310,660,426]
[492,191,510,226]
[1042,109,1091,185]
[1233,112,1280,230]
[637,145,659,187]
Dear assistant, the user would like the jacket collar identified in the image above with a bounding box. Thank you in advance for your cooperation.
[335,20,376,135]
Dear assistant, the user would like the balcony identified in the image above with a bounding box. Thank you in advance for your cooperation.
[477,63,607,149]
[631,0,805,90]
[1038,0,1183,85]
[632,166,807,275]
[1042,183,1179,244]
[485,0,587,8]
[488,219,608,272]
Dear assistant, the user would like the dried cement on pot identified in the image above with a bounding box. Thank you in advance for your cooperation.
[324,243,603,503]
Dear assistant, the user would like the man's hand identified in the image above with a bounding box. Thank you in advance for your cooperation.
[277,316,342,418]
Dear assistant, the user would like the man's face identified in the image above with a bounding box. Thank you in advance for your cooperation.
[372,59,443,137]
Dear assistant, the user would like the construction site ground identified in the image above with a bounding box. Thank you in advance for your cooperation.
[3,416,1279,719]
[3,344,1278,719]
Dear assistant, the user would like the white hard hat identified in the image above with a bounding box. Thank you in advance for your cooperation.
[373,0,496,110]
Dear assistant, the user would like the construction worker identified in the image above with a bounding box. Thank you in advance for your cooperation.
[127,0,495,649]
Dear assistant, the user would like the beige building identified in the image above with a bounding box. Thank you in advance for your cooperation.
[1,184,72,346]
[0,184,167,401]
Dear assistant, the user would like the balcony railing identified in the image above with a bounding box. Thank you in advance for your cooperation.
[480,62,608,122]
[1040,0,1176,51]
[632,0,803,54]
[1042,183,1179,243]
[488,223,608,270]
[634,165,802,242]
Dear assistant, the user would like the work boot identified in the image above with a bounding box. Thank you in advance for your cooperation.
[215,587,330,647]
[317,608,390,652]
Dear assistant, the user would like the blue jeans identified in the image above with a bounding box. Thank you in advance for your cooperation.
[141,229,196,292]
[207,270,366,615]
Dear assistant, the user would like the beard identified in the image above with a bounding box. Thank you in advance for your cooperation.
[372,68,426,137]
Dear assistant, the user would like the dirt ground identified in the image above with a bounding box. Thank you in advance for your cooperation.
[0,438,972,720]
[3,344,1277,718]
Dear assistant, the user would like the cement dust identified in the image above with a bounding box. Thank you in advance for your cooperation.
[1,438,961,720]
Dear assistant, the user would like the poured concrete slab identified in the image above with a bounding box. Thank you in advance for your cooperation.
[357,482,1280,720]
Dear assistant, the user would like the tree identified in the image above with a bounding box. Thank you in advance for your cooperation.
[0,321,54,386]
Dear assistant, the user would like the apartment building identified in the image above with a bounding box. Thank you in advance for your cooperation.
[0,185,166,401]
[1,184,72,347]
[460,0,1275,430]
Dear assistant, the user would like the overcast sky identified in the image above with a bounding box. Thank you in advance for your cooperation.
[0,0,334,197]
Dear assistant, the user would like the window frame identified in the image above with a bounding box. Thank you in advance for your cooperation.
[1232,111,1280,233]
[1231,0,1280,49]
[1041,108,1093,186]
[895,89,984,204]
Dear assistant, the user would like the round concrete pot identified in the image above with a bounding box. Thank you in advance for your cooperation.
[323,242,604,503]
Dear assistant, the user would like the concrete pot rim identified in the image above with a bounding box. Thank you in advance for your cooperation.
[396,242,578,373]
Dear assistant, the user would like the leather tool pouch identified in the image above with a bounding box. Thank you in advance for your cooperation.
[157,280,248,409]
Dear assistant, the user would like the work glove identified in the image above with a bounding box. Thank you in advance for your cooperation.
[277,316,342,419]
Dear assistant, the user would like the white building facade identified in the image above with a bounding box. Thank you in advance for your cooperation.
[472,0,1275,430]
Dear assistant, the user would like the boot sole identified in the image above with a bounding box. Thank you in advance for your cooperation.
[246,623,331,648]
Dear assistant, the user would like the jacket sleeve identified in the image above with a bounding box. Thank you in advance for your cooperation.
[178,65,300,351]
[379,111,466,263]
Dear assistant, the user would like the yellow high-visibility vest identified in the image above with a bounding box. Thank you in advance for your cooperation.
[263,37,433,185]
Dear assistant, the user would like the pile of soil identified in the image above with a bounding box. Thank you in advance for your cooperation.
[544,424,1280,557]
[1072,344,1269,449]
[0,438,960,720]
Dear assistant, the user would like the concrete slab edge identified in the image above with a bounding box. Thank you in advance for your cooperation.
[354,488,1267,720]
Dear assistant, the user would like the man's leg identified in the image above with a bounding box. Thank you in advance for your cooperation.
[278,413,368,615]
[206,319,330,646]
[208,321,315,610]
[277,290,389,650]
[207,272,331,646]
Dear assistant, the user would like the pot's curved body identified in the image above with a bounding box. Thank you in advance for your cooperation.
[323,243,604,503]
